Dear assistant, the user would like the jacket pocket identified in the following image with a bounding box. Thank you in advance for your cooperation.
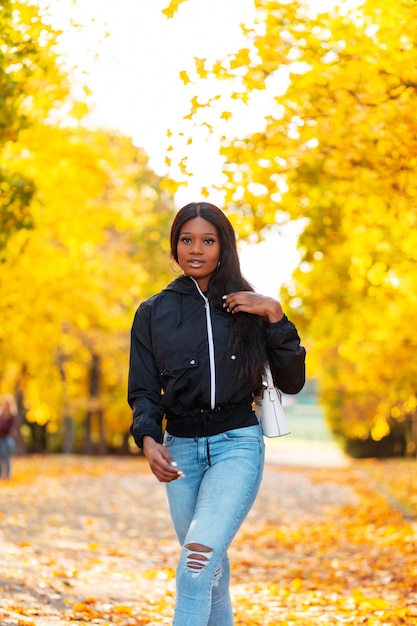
[159,353,200,401]
[161,353,199,375]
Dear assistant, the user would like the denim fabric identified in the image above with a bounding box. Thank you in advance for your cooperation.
[0,437,14,478]
[164,424,265,626]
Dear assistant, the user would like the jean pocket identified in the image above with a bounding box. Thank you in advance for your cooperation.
[222,425,261,442]
[163,432,176,447]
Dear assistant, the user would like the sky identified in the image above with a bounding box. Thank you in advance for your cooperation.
[45,0,317,295]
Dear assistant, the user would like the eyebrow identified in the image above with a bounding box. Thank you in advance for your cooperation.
[180,231,217,236]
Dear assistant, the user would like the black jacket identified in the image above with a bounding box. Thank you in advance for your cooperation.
[128,276,305,447]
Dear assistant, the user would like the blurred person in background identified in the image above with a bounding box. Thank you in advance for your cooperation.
[0,394,18,479]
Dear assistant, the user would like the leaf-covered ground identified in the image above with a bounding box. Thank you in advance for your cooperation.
[0,455,416,625]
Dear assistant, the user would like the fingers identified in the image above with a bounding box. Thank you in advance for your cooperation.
[148,446,185,483]
[222,292,243,313]
[165,460,185,482]
[154,462,184,483]
[222,291,265,314]
[222,291,283,322]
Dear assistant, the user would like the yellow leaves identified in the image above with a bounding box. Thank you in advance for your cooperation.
[1,12,176,450]
[195,57,208,79]
[370,419,390,442]
[161,0,188,18]
[212,60,229,78]
[53,568,77,578]
[289,578,304,591]
[179,156,191,176]
[159,177,187,195]
[113,605,133,615]
[70,100,89,121]
[142,567,175,580]
[367,261,388,286]
[229,47,252,70]
[25,403,51,427]
[231,90,249,104]
[220,111,232,121]
[179,69,190,85]
[350,589,389,611]
[73,601,103,620]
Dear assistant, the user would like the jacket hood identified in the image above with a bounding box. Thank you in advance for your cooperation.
[161,276,204,328]
[163,275,203,297]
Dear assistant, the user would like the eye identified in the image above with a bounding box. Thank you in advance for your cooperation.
[204,237,216,245]
[180,236,191,244]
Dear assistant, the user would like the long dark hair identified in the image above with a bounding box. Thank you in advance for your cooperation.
[170,202,268,386]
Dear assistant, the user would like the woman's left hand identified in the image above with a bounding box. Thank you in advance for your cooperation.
[222,291,284,323]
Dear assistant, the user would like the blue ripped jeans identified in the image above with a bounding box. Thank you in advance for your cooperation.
[164,424,265,626]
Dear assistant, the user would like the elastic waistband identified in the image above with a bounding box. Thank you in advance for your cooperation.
[197,402,250,414]
[166,403,257,439]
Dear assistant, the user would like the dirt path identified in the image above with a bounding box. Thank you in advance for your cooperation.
[0,455,416,625]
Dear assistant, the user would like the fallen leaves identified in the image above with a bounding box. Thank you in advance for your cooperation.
[0,456,416,625]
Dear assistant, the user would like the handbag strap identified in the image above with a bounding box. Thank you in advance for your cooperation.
[264,364,274,388]
[264,364,282,401]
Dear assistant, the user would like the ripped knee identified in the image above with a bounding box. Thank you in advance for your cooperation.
[184,542,213,576]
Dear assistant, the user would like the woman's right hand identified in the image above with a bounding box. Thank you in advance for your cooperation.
[142,436,185,483]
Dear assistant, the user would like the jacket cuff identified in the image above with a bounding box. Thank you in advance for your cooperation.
[130,418,162,450]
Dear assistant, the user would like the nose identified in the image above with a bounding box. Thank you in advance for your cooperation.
[190,241,203,254]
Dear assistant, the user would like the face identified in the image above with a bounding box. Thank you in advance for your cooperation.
[176,217,221,291]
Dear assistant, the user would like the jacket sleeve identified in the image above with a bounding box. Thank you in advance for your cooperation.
[266,314,306,394]
[128,304,165,449]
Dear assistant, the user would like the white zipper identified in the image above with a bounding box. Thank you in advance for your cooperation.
[191,278,216,409]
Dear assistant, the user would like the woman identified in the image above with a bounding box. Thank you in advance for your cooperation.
[0,394,17,479]
[128,202,305,625]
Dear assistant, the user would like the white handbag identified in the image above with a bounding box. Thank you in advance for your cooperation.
[253,364,291,437]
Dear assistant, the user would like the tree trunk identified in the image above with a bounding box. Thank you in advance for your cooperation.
[63,413,74,454]
[84,353,106,455]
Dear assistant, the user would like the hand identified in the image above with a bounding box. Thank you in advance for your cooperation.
[222,291,284,323]
[142,436,185,483]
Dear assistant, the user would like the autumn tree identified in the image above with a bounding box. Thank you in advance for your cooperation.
[0,0,71,254]
[2,120,175,453]
[1,1,176,453]
[165,0,417,456]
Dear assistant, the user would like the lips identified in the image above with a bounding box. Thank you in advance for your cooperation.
[188,259,204,267]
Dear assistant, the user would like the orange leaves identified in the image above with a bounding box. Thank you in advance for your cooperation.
[229,461,417,624]
[53,567,78,578]
[2,456,416,625]
[72,600,103,620]
[69,598,135,622]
